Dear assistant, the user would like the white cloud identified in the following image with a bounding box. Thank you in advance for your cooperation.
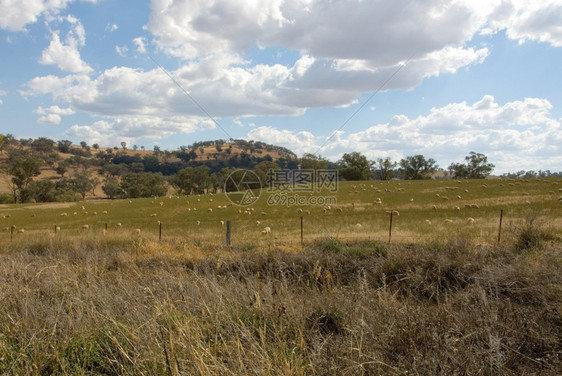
[0,0,96,32]
[133,37,147,54]
[39,16,92,73]
[246,126,319,157]
[34,105,75,124]
[246,95,562,174]
[115,45,128,57]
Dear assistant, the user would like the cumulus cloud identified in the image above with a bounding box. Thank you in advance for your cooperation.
[133,37,147,54]
[0,0,96,32]
[34,105,75,124]
[39,16,92,73]
[246,95,562,174]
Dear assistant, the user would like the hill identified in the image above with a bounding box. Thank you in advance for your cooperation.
[0,138,299,199]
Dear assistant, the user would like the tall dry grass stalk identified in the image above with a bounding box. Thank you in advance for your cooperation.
[0,225,560,375]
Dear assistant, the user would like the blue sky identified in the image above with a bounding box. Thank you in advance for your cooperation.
[1,0,561,174]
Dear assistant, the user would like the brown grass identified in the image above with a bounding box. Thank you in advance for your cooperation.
[0,226,560,375]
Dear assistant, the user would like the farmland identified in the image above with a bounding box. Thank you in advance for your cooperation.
[0,178,561,375]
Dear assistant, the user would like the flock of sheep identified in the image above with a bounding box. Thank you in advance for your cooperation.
[2,183,561,238]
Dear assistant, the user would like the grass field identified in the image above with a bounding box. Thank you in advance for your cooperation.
[1,178,561,246]
[0,178,560,375]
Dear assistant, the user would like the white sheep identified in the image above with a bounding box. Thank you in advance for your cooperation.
[262,226,271,234]
[18,229,25,233]
[82,225,89,230]
[116,222,122,227]
[467,217,475,224]
[60,213,68,216]
[150,213,157,217]
[255,220,261,226]
[133,228,141,234]
[196,220,201,225]
[425,219,432,225]
[354,223,363,230]
[207,208,213,212]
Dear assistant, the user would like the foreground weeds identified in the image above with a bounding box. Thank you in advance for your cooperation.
[0,229,560,375]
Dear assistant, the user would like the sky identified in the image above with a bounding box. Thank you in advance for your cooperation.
[1,0,561,174]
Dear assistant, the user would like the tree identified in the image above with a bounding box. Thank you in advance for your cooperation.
[376,157,397,180]
[448,152,495,179]
[399,155,438,180]
[300,153,327,170]
[338,152,374,181]
[70,170,96,199]
[120,173,168,198]
[102,177,123,199]
[57,140,73,153]
[31,137,55,153]
[121,141,127,150]
[254,161,280,188]
[80,141,89,150]
[55,161,68,177]
[5,152,43,203]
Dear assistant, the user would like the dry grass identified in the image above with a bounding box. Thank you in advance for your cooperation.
[0,223,560,375]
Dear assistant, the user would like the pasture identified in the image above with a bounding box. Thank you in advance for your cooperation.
[0,178,560,375]
[1,178,561,247]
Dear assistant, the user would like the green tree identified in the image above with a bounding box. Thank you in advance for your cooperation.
[399,155,438,180]
[57,140,73,153]
[102,177,123,199]
[31,137,55,153]
[28,180,56,203]
[448,152,495,179]
[300,153,328,170]
[5,151,43,203]
[338,152,374,181]
[120,173,167,198]
[70,170,96,200]
[376,157,397,180]
[254,161,280,188]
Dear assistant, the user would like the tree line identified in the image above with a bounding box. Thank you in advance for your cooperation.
[1,134,557,204]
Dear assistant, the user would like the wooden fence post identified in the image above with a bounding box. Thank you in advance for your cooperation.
[159,221,162,241]
[225,220,231,246]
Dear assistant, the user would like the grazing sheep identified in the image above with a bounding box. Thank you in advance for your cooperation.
[467,217,475,224]
[82,225,89,230]
[453,206,460,211]
[304,210,311,215]
[456,195,462,199]
[18,229,25,233]
[133,228,141,234]
[432,205,437,210]
[207,208,213,212]
[255,220,261,226]
[102,210,108,214]
[116,222,122,227]
[150,213,157,217]
[160,201,164,206]
[261,211,266,215]
[196,221,201,226]
[262,226,271,234]
[220,220,225,226]
[55,226,61,231]
[425,219,432,225]
[92,212,97,216]
[60,213,68,216]
[297,208,303,214]
[354,223,363,230]
[445,219,453,223]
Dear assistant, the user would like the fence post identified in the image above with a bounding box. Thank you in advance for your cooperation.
[159,221,162,241]
[388,211,393,243]
[300,216,304,246]
[54,225,58,234]
[497,209,503,243]
[225,220,231,246]
[10,225,15,241]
